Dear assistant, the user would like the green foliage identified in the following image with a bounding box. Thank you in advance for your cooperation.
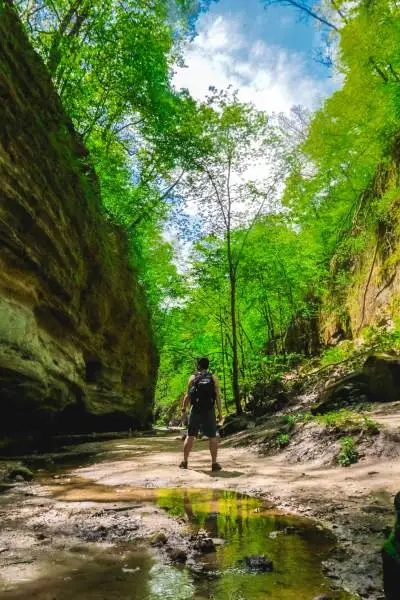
[284,412,313,426]
[17,0,400,417]
[320,340,356,367]
[383,531,400,561]
[316,409,380,435]
[361,320,400,353]
[16,0,214,350]
[338,437,358,467]
[276,432,290,448]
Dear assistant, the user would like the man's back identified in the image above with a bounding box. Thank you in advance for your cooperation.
[188,370,217,411]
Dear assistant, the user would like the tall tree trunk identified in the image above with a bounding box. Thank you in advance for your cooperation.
[225,151,241,416]
[219,304,228,413]
[229,268,242,415]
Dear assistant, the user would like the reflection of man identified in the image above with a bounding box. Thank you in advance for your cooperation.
[180,357,223,471]
[183,491,197,523]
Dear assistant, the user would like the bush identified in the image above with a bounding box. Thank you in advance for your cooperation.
[276,432,290,448]
[338,437,358,467]
[320,340,355,367]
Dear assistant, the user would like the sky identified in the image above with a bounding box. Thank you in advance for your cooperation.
[173,0,338,114]
[169,0,340,270]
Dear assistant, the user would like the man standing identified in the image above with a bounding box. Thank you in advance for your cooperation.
[180,357,223,471]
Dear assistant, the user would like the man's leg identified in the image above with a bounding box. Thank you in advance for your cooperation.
[183,435,195,462]
[203,409,221,471]
[180,409,198,468]
[209,436,218,464]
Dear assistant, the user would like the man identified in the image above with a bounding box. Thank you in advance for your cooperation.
[180,357,223,471]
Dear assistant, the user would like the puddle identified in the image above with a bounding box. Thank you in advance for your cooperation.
[1,483,356,599]
[155,488,354,600]
[1,435,358,599]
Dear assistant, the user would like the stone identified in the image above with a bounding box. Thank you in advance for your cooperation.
[363,354,400,402]
[167,547,187,563]
[283,526,299,535]
[7,465,34,482]
[0,6,157,435]
[193,529,216,554]
[243,555,273,572]
[150,532,168,546]
[219,415,250,437]
[311,372,370,415]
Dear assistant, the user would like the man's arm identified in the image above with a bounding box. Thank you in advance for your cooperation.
[213,375,223,420]
[181,376,193,416]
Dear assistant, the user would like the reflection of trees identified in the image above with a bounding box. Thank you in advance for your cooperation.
[155,488,340,599]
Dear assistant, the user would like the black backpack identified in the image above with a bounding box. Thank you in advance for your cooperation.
[189,371,216,410]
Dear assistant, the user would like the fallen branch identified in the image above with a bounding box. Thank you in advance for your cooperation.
[94,504,143,514]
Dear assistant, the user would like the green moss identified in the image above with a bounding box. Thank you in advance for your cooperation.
[315,409,380,435]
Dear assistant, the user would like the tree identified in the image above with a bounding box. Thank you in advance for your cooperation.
[178,91,283,414]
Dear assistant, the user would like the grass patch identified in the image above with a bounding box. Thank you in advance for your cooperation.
[320,340,356,367]
[338,437,358,467]
[284,412,313,426]
[315,409,380,435]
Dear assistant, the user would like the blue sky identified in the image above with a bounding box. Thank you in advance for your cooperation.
[174,0,339,114]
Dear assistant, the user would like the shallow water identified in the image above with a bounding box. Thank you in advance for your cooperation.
[1,435,357,599]
[155,488,353,600]
[1,486,356,600]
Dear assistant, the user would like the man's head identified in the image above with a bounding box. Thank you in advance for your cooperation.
[197,357,209,371]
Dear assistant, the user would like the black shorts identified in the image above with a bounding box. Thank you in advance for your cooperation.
[187,408,217,438]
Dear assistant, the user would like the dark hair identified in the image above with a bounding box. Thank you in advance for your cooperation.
[198,357,209,370]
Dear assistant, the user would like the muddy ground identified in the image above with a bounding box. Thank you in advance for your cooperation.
[0,403,399,599]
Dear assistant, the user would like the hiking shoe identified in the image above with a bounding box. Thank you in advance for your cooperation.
[211,462,222,472]
[179,460,188,469]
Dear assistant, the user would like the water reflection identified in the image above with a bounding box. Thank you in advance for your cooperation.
[1,487,356,600]
[155,488,353,600]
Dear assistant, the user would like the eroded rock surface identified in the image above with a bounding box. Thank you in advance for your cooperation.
[0,5,157,434]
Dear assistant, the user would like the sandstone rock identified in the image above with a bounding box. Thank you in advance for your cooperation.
[363,354,400,402]
[311,372,370,415]
[0,6,157,435]
[219,415,250,437]
[382,491,400,600]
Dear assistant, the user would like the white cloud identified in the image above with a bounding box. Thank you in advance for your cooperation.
[168,14,337,270]
[173,14,334,115]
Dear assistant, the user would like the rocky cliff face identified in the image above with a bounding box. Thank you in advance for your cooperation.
[321,143,400,345]
[0,3,157,434]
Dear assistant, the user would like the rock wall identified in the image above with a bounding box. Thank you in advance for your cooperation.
[321,143,400,344]
[0,3,158,434]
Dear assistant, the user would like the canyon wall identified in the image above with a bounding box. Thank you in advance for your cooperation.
[0,3,158,434]
[321,141,400,346]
